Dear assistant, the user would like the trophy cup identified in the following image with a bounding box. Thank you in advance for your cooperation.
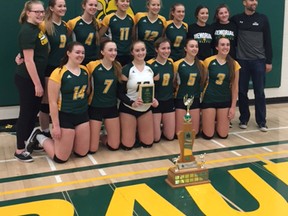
[166,95,210,188]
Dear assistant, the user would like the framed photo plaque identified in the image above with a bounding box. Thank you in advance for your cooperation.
[139,84,154,104]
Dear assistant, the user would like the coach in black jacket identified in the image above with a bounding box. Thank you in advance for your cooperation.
[231,0,272,132]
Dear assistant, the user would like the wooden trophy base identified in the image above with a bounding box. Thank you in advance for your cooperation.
[166,166,210,188]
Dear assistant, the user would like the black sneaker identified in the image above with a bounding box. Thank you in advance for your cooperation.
[32,143,44,153]
[26,128,42,153]
[14,151,33,162]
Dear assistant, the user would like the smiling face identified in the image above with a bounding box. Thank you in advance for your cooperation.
[116,0,130,13]
[196,7,209,24]
[172,5,185,22]
[27,3,45,25]
[101,41,117,62]
[50,0,67,18]
[67,44,85,65]
[82,0,98,16]
[156,41,171,60]
[216,7,229,24]
[216,38,230,56]
[131,41,147,61]
[147,0,161,16]
[185,39,199,58]
[243,0,258,13]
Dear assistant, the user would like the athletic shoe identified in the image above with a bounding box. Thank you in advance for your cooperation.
[239,122,247,129]
[258,124,268,132]
[32,143,44,153]
[26,128,42,153]
[14,151,33,162]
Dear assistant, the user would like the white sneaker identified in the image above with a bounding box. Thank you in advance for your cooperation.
[239,122,247,129]
[259,124,268,132]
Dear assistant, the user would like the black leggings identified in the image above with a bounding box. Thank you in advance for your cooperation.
[14,74,43,150]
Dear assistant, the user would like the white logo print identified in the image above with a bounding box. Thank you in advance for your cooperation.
[113,18,118,22]
[67,75,72,79]
[99,67,103,71]
[252,22,259,26]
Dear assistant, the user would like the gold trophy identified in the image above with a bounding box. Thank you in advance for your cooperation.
[166,95,210,188]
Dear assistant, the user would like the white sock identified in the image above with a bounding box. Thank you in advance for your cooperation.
[36,134,49,147]
[42,128,50,133]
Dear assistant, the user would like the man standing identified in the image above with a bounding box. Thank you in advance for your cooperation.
[231,0,272,132]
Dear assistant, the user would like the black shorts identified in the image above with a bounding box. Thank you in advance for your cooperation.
[175,97,201,110]
[88,106,119,121]
[201,101,231,109]
[45,65,57,77]
[152,98,175,113]
[59,111,89,129]
[119,102,151,118]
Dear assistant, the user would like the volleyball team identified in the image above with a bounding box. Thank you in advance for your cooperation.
[14,0,271,163]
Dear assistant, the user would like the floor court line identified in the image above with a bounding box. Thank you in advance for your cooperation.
[232,133,255,144]
[219,192,244,212]
[211,139,226,147]
[1,150,287,197]
[231,151,242,156]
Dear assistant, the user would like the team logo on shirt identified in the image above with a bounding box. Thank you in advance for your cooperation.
[38,31,48,45]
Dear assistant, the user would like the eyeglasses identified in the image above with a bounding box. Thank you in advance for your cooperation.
[30,10,45,15]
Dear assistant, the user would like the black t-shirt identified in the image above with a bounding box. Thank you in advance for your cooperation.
[16,22,49,79]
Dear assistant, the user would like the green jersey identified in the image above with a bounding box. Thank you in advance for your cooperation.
[49,66,89,113]
[134,12,166,57]
[67,16,100,63]
[174,59,202,99]
[16,22,49,79]
[164,20,188,61]
[147,58,174,101]
[86,60,118,108]
[202,56,240,103]
[102,13,134,56]
[40,21,70,67]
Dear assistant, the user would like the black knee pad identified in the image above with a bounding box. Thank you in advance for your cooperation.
[141,142,153,148]
[120,143,133,151]
[154,138,161,143]
[201,131,214,140]
[40,103,50,114]
[161,133,174,141]
[74,152,87,157]
[53,155,68,164]
[107,143,119,151]
[217,132,228,139]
